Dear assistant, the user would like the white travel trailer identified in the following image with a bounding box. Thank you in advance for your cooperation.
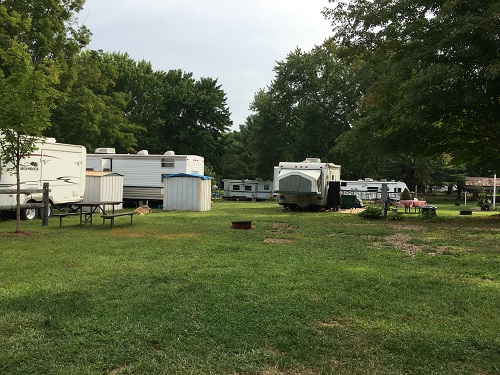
[86,149,204,205]
[222,179,274,201]
[340,179,409,202]
[274,158,341,210]
[0,137,86,220]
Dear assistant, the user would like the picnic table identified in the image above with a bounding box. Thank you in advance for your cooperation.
[71,201,123,227]
[398,200,428,213]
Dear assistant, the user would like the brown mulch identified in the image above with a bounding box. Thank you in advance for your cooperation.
[5,231,37,236]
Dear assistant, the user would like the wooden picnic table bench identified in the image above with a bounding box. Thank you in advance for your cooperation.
[101,212,137,228]
[52,212,80,227]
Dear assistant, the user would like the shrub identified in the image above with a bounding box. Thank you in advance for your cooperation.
[388,211,404,221]
[358,205,384,219]
[401,188,412,200]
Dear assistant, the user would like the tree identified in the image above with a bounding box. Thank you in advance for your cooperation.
[248,40,357,177]
[0,1,88,231]
[0,41,58,232]
[324,0,500,169]
[1,0,89,68]
[48,50,141,152]
[104,53,232,174]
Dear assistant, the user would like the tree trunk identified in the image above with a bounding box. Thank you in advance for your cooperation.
[16,160,21,233]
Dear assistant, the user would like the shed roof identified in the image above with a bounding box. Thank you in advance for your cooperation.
[86,171,123,177]
[465,177,498,189]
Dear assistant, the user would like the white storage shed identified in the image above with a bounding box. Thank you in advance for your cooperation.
[84,171,124,212]
[162,173,212,212]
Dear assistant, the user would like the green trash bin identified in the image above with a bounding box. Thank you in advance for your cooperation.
[341,195,364,209]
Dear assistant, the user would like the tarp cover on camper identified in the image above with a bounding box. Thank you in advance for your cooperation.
[277,170,321,193]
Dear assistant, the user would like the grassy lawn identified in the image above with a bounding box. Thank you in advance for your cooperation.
[1,198,499,374]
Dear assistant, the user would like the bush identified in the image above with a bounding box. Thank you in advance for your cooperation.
[358,205,384,220]
[401,188,412,200]
[388,211,404,221]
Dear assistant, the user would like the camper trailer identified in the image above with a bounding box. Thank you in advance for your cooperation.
[0,137,86,220]
[86,149,204,205]
[222,179,273,201]
[274,158,341,210]
[340,179,408,202]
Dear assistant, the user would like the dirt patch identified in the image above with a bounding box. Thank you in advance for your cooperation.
[389,224,426,231]
[109,230,199,239]
[317,319,343,328]
[264,238,292,244]
[338,208,366,214]
[383,233,422,256]
[271,222,298,230]
[158,233,199,239]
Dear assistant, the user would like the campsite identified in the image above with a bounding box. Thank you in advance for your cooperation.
[1,197,498,374]
[1,0,498,373]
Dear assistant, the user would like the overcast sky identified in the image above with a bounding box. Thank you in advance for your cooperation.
[78,0,333,130]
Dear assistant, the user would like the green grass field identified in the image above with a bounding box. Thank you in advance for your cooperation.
[1,198,499,374]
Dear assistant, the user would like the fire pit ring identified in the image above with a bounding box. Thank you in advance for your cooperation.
[231,220,252,230]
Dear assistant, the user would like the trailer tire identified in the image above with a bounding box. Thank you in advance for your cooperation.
[21,207,38,221]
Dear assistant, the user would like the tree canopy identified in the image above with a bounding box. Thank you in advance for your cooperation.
[324,0,500,169]
[237,41,357,179]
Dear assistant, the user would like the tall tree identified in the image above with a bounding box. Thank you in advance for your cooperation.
[0,0,89,230]
[0,41,58,232]
[104,53,232,173]
[247,40,357,178]
[48,50,141,152]
[324,0,500,169]
[1,0,89,68]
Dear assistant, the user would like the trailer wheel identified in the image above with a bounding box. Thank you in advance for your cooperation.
[21,207,38,221]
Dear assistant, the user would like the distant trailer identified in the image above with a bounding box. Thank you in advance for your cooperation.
[222,179,273,201]
[86,148,204,205]
[340,179,408,202]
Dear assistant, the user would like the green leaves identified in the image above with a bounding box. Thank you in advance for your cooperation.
[325,0,500,169]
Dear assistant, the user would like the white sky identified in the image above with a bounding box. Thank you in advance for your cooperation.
[78,0,333,130]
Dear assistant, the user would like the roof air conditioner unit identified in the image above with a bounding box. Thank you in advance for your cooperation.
[95,148,116,154]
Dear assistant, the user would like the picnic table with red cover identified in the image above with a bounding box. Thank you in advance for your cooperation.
[399,200,427,212]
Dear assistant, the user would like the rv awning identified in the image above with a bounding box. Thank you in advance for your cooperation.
[276,169,322,194]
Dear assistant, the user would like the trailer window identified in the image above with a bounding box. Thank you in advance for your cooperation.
[341,182,347,187]
[367,186,378,192]
[161,157,175,168]
[232,185,240,190]
[263,185,270,190]
[245,186,252,191]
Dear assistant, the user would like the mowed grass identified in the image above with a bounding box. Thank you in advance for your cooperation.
[0,199,499,374]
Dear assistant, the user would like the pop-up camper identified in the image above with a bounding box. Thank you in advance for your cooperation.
[273,158,341,210]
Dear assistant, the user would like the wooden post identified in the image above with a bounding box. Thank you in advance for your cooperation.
[42,183,49,226]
